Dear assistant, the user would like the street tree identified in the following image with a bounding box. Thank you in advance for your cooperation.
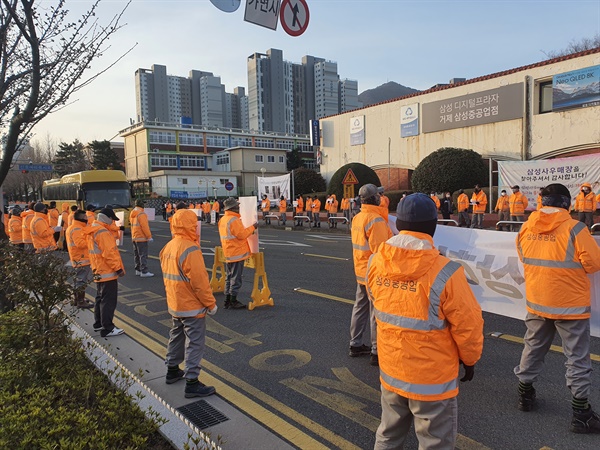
[52,139,89,176]
[543,33,600,59]
[286,147,303,171]
[90,140,120,170]
[0,0,133,189]
[293,168,326,196]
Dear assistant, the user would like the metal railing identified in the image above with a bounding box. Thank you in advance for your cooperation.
[495,220,524,231]
[437,219,458,226]
[262,214,280,225]
[293,215,311,226]
[591,223,600,234]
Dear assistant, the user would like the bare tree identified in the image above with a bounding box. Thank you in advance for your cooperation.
[542,33,600,59]
[0,0,134,189]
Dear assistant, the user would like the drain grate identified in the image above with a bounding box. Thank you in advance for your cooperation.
[177,400,230,430]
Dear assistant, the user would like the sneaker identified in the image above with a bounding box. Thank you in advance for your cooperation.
[184,382,216,398]
[101,327,125,338]
[349,344,371,357]
[229,300,246,310]
[370,354,379,367]
[166,368,185,385]
[571,407,600,434]
[518,387,537,412]
[135,270,142,276]
[140,272,154,278]
[92,323,103,332]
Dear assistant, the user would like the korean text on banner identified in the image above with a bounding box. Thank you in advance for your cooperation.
[430,226,600,337]
[115,211,124,247]
[239,196,259,254]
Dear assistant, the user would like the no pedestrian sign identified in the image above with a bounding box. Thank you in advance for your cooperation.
[280,0,309,37]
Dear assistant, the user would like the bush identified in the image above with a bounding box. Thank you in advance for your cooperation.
[293,168,326,197]
[327,163,381,201]
[411,147,488,194]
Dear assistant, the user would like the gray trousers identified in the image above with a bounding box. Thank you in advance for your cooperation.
[133,241,148,273]
[375,386,458,450]
[497,210,510,231]
[514,312,592,399]
[349,283,377,354]
[471,213,484,229]
[165,316,206,381]
[74,265,92,289]
[510,215,524,232]
[225,260,245,296]
[280,212,286,224]
[458,211,470,227]
[578,212,593,229]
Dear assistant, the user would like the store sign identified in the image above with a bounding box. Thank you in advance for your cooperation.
[552,65,600,111]
[422,83,524,133]
[400,103,419,137]
[244,0,281,30]
[350,115,365,146]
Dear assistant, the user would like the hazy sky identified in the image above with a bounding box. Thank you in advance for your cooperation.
[29,0,600,147]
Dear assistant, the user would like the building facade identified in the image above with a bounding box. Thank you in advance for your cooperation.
[318,49,600,190]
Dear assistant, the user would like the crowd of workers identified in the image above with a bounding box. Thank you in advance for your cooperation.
[2,179,600,441]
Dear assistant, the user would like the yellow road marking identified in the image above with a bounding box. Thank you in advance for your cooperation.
[301,253,349,261]
[491,333,600,362]
[294,288,354,305]
[110,312,356,450]
[456,434,493,450]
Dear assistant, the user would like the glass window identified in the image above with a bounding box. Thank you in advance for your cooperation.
[255,155,264,163]
[279,156,285,163]
[267,155,275,163]
[539,81,553,114]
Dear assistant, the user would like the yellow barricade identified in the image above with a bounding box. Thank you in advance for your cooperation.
[210,246,274,311]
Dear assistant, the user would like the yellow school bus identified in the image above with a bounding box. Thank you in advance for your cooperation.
[42,170,132,226]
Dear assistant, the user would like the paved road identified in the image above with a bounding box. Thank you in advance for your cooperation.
[97,219,600,450]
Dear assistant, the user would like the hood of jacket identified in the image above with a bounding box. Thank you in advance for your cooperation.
[130,207,143,221]
[526,207,572,234]
[62,203,70,212]
[375,231,440,281]
[171,209,198,241]
[581,182,592,189]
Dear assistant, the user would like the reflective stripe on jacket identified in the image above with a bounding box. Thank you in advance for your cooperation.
[295,197,304,213]
[86,221,125,282]
[574,192,595,213]
[495,196,509,212]
[67,222,90,266]
[367,231,484,401]
[457,193,469,213]
[509,192,528,215]
[160,210,215,318]
[8,216,23,244]
[311,199,321,213]
[21,210,34,243]
[130,207,152,242]
[516,208,600,320]
[351,204,392,284]
[471,191,487,214]
[31,213,57,252]
[218,211,255,263]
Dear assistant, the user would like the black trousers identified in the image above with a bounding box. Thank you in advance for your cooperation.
[94,279,118,331]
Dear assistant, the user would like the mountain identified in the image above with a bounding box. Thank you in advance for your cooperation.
[358,81,420,107]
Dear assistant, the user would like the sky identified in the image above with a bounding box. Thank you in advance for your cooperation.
[27,0,600,147]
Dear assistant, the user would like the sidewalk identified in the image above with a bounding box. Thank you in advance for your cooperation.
[68,309,294,450]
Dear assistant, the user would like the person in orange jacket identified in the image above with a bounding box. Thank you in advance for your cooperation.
[495,189,511,231]
[160,208,217,398]
[304,195,312,224]
[367,193,483,448]
[278,196,287,226]
[202,200,211,223]
[85,204,96,226]
[294,194,304,227]
[47,201,60,244]
[509,185,529,231]
[341,197,351,222]
[574,182,595,229]
[515,183,600,433]
[470,184,487,229]
[456,189,470,227]
[350,184,393,366]
[66,210,94,309]
[21,202,35,251]
[260,195,271,225]
[311,195,322,228]
[85,207,126,338]
[59,203,70,251]
[8,206,24,249]
[379,187,390,210]
[30,202,58,253]
[130,199,154,278]
[212,198,221,223]
[219,198,258,310]
[430,191,441,211]
[327,194,339,228]
[67,205,78,229]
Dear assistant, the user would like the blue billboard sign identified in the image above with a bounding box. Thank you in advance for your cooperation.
[18,164,53,172]
[552,65,600,111]
[170,190,188,199]
[309,119,320,146]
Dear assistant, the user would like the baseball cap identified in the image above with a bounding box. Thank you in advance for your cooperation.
[358,184,378,199]
[396,193,438,222]
[135,199,145,207]
[99,208,119,221]
[33,202,46,212]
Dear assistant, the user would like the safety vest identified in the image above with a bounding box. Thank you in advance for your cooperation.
[471,191,487,214]
[66,223,90,267]
[351,204,392,284]
[8,216,23,244]
[31,213,58,252]
[495,195,510,212]
[131,207,152,242]
[86,221,124,282]
[457,193,469,213]
[509,192,528,215]
[218,211,255,263]
[21,210,34,244]
[574,191,595,213]
[296,197,304,213]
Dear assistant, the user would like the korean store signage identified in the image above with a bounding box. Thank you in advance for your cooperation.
[244,0,281,30]
[400,103,419,137]
[552,65,600,111]
[422,83,524,133]
[350,115,365,146]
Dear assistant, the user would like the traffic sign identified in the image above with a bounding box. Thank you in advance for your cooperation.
[18,164,53,172]
[210,0,240,13]
[280,0,309,37]
[342,169,359,185]
[225,181,234,191]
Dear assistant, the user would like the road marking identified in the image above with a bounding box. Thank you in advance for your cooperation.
[301,253,349,261]
[294,288,354,305]
[305,238,338,243]
[490,332,600,362]
[456,435,493,450]
[306,234,351,241]
[110,312,354,450]
[259,239,310,247]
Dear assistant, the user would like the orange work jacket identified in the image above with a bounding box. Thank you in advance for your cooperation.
[21,210,34,244]
[66,221,91,267]
[86,211,96,226]
[218,211,256,263]
[495,195,510,212]
[31,212,58,252]
[351,204,392,284]
[537,194,543,211]
[517,208,600,320]
[8,215,23,244]
[130,207,152,242]
[261,199,270,212]
[85,221,125,282]
[430,195,441,211]
[380,194,390,210]
[279,199,287,213]
[457,193,469,213]
[509,192,528,215]
[471,191,487,214]
[48,208,59,228]
[367,231,484,401]
[574,191,596,213]
[295,197,304,214]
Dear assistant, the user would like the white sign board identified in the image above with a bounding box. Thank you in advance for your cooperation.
[239,196,259,254]
[115,211,125,247]
[350,115,365,146]
[244,0,281,30]
[145,208,155,221]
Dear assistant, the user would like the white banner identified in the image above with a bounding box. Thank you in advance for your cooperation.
[431,226,600,337]
[498,154,600,210]
[257,174,290,202]
[239,196,259,254]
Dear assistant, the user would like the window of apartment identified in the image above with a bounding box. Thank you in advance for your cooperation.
[216,154,229,165]
[255,154,264,163]
[179,133,203,146]
[179,155,205,168]
[539,81,553,114]
[177,178,188,185]
[279,156,285,163]
[149,131,176,144]
[267,155,275,163]
[150,154,177,167]
[219,179,229,185]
